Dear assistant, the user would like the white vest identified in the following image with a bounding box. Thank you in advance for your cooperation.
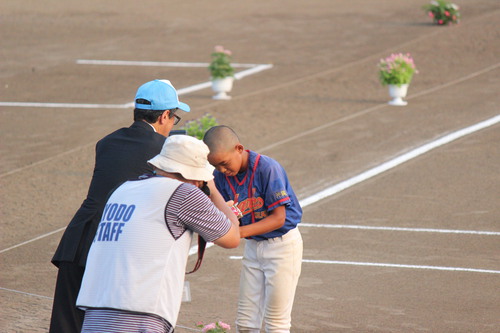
[77,177,193,326]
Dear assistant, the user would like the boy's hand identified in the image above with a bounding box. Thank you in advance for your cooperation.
[230,204,243,219]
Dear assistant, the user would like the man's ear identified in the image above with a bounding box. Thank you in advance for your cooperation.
[158,110,170,124]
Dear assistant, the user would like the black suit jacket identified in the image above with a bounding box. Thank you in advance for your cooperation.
[52,121,166,267]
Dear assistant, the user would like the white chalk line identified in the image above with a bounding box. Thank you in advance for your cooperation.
[299,260,500,275]
[120,64,273,109]
[0,63,273,109]
[228,257,500,275]
[1,115,498,254]
[0,63,272,178]
[409,63,500,100]
[0,102,128,109]
[0,141,97,179]
[0,227,66,254]
[76,59,261,68]
[298,114,500,208]
[0,226,210,256]
[257,62,500,153]
[299,223,500,236]
[4,219,497,256]
[0,287,53,300]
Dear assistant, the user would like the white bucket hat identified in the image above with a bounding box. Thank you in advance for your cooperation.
[148,135,215,182]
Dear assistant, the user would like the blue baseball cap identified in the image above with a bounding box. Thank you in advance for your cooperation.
[135,79,190,112]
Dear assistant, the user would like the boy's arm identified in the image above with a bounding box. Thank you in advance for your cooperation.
[239,205,286,239]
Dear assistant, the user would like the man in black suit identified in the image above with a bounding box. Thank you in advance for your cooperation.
[49,79,190,333]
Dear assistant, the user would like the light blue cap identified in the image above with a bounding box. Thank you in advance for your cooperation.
[135,79,190,112]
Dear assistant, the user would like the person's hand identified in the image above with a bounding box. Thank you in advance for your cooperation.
[229,202,243,219]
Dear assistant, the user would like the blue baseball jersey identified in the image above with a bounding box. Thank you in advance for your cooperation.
[213,150,302,241]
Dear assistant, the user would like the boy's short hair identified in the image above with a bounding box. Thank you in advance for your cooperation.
[203,125,240,153]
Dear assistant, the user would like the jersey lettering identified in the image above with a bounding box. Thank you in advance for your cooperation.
[95,203,135,242]
[274,190,288,200]
[237,195,264,216]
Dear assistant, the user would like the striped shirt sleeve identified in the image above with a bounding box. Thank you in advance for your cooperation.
[166,183,231,242]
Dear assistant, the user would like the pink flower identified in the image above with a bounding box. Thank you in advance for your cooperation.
[223,49,232,56]
[202,323,217,332]
[218,321,231,330]
[428,12,434,18]
[444,11,450,16]
[438,19,444,24]
[214,45,224,53]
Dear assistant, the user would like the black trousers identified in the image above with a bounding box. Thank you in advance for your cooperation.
[49,262,85,333]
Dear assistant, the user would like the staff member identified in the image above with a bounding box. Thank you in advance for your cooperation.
[76,135,240,333]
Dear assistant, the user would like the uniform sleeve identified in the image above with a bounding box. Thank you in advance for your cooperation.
[260,160,292,211]
[168,183,231,242]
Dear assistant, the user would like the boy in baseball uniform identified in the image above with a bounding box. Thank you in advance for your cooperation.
[204,125,303,333]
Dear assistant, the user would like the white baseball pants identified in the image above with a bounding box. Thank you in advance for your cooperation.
[236,227,303,333]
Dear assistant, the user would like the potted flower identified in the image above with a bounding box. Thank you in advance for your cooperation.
[378,53,418,106]
[209,45,235,100]
[196,321,231,333]
[423,0,460,25]
[181,113,219,140]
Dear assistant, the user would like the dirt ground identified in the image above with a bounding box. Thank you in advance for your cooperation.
[1,0,499,332]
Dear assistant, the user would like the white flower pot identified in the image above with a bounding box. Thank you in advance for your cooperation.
[211,77,234,100]
[388,84,409,106]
